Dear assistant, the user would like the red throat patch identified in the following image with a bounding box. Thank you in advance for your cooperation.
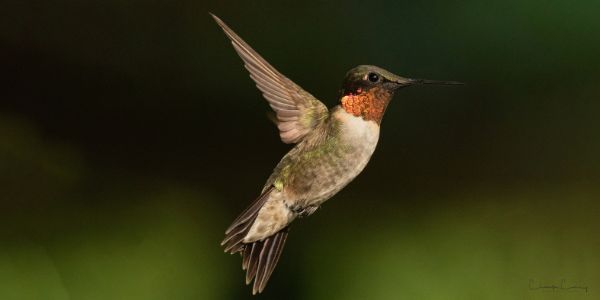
[340,87,392,123]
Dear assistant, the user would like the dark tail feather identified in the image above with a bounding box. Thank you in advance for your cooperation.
[244,228,289,294]
[221,186,289,294]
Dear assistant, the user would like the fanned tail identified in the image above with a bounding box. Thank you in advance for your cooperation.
[221,186,289,294]
[242,228,288,294]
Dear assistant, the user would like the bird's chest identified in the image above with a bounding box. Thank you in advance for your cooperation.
[285,110,380,204]
[332,110,380,185]
[338,110,380,156]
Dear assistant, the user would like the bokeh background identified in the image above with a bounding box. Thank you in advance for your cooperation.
[1,0,599,299]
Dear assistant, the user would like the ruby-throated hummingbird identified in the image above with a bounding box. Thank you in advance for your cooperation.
[212,13,462,294]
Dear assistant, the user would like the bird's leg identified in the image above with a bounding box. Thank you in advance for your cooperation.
[294,205,319,218]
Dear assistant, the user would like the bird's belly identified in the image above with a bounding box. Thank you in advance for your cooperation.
[287,111,380,206]
[309,143,376,203]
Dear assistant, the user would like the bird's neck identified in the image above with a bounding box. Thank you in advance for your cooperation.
[340,87,392,124]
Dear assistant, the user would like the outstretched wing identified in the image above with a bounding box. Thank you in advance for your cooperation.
[211,13,329,144]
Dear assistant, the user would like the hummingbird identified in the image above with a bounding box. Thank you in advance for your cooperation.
[212,13,462,294]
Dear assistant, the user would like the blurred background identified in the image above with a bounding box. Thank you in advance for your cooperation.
[1,0,599,299]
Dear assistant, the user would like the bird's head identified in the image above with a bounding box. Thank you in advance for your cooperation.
[339,65,462,123]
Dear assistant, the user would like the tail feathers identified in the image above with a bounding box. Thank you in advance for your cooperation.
[243,228,288,294]
[221,186,289,294]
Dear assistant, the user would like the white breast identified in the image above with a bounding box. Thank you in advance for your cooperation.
[335,109,381,148]
[307,109,380,203]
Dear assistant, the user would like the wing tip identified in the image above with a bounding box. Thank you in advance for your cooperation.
[221,187,275,256]
[209,12,237,39]
[209,12,221,23]
[210,12,329,145]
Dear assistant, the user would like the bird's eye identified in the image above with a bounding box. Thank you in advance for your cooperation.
[367,72,380,83]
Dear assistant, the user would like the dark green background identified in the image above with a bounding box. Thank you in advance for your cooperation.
[1,0,599,299]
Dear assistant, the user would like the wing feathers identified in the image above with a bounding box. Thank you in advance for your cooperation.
[212,13,328,144]
[220,183,290,294]
[224,186,274,235]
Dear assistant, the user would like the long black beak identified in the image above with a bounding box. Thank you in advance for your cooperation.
[388,74,464,88]
[408,78,464,85]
